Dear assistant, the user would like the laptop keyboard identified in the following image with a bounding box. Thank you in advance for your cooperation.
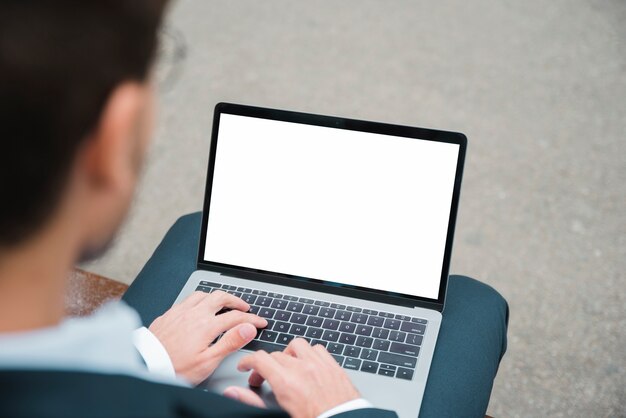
[195,281,427,381]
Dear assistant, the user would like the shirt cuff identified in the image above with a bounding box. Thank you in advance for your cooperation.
[317,398,373,418]
[132,327,176,378]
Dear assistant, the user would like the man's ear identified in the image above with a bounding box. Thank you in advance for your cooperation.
[81,82,146,194]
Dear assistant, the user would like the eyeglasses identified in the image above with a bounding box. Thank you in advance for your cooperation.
[153,26,187,92]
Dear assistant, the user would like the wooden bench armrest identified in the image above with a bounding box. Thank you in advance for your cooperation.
[65,268,128,317]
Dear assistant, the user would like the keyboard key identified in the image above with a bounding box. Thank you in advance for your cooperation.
[334,310,352,321]
[343,346,361,358]
[338,322,356,333]
[351,313,368,324]
[372,327,390,339]
[355,325,373,336]
[390,342,420,357]
[314,301,330,307]
[259,330,278,342]
[274,321,291,333]
[346,306,362,313]
[400,321,426,335]
[275,311,291,321]
[383,319,401,330]
[306,327,323,339]
[319,308,336,318]
[360,361,378,374]
[362,309,378,315]
[249,305,260,315]
[195,286,213,293]
[389,331,406,342]
[306,316,324,327]
[373,339,390,351]
[291,313,307,324]
[327,343,344,354]
[378,312,394,318]
[283,295,299,301]
[299,297,315,304]
[287,302,304,313]
[252,289,268,296]
[258,308,276,319]
[405,333,423,346]
[311,339,327,348]
[200,281,221,287]
[322,319,340,330]
[257,297,273,307]
[322,330,339,342]
[331,355,345,366]
[378,352,417,368]
[355,336,373,348]
[276,333,295,345]
[411,318,428,324]
[330,303,346,309]
[271,299,288,309]
[243,340,284,353]
[222,284,237,291]
[367,316,385,327]
[290,324,307,336]
[303,305,320,315]
[237,287,252,293]
[344,357,361,370]
[339,333,356,345]
[241,294,257,304]
[396,367,414,380]
[378,364,396,377]
[267,292,283,299]
[395,314,412,321]
[231,291,242,298]
[360,349,378,361]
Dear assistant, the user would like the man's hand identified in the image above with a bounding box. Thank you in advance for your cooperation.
[223,338,360,418]
[148,290,267,384]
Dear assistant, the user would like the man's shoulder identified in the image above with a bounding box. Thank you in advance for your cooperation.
[0,369,285,418]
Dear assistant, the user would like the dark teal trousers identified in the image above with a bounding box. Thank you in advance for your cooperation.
[123,212,509,418]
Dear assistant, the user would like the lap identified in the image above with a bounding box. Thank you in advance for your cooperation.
[123,212,508,418]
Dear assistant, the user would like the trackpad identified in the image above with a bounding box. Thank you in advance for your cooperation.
[200,350,280,409]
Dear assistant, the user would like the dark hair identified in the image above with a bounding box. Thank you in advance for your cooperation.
[0,0,169,248]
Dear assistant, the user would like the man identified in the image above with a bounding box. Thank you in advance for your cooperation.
[0,1,392,417]
[0,1,508,417]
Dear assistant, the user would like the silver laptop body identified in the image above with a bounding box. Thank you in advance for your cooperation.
[173,103,467,418]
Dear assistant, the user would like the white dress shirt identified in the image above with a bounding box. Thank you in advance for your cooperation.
[0,301,371,417]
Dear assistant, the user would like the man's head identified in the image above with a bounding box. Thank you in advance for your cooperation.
[0,1,169,259]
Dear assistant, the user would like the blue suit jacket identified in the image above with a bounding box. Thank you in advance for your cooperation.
[0,370,397,417]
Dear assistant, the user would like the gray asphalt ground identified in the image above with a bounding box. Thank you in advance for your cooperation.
[83,1,626,416]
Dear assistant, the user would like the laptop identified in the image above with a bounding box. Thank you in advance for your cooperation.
[172,103,466,417]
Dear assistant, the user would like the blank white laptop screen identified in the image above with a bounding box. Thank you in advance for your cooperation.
[204,114,460,300]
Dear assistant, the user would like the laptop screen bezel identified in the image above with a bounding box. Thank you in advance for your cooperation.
[197,102,466,312]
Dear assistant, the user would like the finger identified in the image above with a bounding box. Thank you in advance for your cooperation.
[176,291,209,309]
[207,323,257,359]
[238,350,282,387]
[283,337,316,360]
[312,343,338,365]
[202,290,250,314]
[223,386,267,408]
[247,351,297,387]
[210,310,267,335]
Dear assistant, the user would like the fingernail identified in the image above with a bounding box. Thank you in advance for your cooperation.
[223,388,240,400]
[239,323,256,340]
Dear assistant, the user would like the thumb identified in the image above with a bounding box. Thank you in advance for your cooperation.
[223,386,267,408]
[210,322,257,359]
